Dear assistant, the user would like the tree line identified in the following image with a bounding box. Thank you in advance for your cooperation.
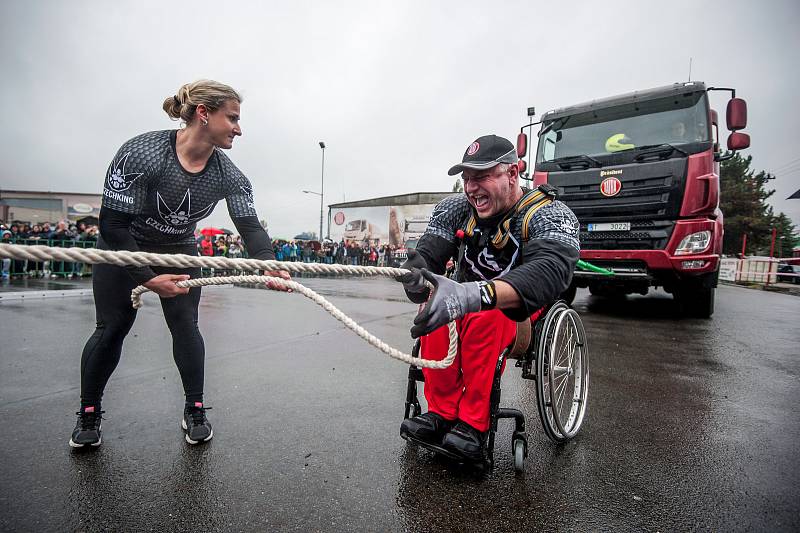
[720,154,798,257]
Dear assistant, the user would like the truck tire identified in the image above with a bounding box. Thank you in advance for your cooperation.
[677,286,715,318]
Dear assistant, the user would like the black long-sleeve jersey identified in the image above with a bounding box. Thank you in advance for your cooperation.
[412,187,580,321]
[99,129,275,283]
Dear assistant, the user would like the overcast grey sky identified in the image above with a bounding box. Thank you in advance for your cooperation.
[1,0,798,238]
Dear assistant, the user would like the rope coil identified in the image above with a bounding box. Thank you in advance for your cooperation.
[0,243,456,369]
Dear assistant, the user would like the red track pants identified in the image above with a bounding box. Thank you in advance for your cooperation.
[420,309,518,432]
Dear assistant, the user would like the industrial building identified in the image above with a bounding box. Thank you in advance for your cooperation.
[0,189,101,225]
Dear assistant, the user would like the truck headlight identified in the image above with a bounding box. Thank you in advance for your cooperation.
[675,231,711,256]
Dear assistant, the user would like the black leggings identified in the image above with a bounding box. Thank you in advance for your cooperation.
[80,249,204,407]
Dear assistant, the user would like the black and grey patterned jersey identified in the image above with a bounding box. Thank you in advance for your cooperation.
[101,130,258,246]
[413,187,580,320]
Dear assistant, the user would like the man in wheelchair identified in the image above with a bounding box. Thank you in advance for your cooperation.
[397,134,580,463]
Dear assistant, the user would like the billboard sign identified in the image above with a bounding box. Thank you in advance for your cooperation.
[329,203,438,247]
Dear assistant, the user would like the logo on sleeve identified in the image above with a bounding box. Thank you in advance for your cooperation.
[238,182,255,209]
[106,153,144,192]
[540,204,580,236]
[156,190,215,226]
[239,182,253,198]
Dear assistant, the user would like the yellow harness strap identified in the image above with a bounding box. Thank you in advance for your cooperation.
[463,189,552,247]
[521,196,553,241]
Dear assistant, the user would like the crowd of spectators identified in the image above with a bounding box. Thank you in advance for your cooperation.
[197,233,245,258]
[1,218,404,280]
[1,219,99,279]
[196,234,401,267]
[273,240,399,267]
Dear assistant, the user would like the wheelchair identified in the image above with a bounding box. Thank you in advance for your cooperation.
[402,300,589,473]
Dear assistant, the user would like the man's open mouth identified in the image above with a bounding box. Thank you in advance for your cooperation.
[471,195,489,209]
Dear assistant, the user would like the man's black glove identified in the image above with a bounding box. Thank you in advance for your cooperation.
[410,269,484,338]
[395,249,429,304]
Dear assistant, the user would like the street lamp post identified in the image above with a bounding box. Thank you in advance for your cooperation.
[302,141,326,242]
[319,141,326,241]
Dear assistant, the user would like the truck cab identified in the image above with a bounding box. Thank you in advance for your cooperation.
[521,82,750,317]
[343,219,380,245]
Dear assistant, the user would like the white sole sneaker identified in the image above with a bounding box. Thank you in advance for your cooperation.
[181,418,213,445]
[68,436,102,448]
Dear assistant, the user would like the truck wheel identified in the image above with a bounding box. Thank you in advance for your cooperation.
[560,283,577,305]
[677,286,715,318]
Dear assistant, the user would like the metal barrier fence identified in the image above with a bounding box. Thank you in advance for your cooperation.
[1,238,98,278]
[719,256,800,285]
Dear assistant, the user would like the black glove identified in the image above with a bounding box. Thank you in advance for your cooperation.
[410,269,482,338]
[396,249,429,304]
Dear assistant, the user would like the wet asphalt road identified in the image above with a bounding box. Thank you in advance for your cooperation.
[0,277,798,532]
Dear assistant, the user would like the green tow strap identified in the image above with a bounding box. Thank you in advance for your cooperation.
[576,259,615,276]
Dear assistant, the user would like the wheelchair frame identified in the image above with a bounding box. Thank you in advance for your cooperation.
[403,300,589,473]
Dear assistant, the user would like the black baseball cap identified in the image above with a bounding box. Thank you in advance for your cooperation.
[447,134,518,176]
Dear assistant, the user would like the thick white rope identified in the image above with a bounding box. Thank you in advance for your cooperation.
[132,275,457,369]
[0,243,455,369]
[0,243,404,276]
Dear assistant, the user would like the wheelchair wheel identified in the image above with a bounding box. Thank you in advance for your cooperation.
[535,301,589,443]
[513,439,525,473]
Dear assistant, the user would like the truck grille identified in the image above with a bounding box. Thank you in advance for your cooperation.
[549,158,687,222]
[579,220,674,250]
[547,159,686,250]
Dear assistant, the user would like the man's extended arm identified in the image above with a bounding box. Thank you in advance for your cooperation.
[497,239,579,320]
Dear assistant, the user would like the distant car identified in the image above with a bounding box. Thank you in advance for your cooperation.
[777,264,800,284]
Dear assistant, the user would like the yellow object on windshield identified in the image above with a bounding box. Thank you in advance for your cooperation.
[605,133,635,153]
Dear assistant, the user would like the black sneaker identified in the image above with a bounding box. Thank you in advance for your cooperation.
[182,403,213,445]
[69,407,104,448]
[442,421,486,462]
[400,412,453,445]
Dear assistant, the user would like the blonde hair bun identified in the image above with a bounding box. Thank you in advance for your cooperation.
[162,80,241,123]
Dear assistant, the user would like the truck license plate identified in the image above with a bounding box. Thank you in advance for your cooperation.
[588,222,631,232]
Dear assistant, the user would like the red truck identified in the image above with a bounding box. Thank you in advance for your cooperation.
[517,82,750,317]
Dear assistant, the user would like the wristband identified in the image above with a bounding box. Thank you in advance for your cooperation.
[476,280,497,310]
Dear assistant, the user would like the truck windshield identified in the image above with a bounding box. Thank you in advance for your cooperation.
[537,91,709,163]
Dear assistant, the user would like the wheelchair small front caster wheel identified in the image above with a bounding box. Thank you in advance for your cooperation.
[513,439,525,473]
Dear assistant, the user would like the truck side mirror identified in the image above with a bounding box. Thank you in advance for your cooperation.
[727,132,750,151]
[726,98,747,131]
[518,160,527,174]
[516,133,528,158]
[710,109,720,152]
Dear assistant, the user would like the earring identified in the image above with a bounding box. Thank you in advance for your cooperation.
[201,118,208,126]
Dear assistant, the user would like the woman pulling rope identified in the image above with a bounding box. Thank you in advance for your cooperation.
[69,79,291,449]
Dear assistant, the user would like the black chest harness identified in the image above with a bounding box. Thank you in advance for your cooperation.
[455,185,556,282]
